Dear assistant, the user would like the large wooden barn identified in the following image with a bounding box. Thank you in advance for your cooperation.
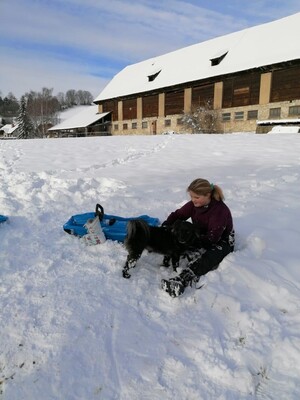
[94,13,300,135]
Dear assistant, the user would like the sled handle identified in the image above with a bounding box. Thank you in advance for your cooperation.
[95,203,104,221]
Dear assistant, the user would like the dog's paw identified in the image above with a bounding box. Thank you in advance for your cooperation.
[122,270,131,279]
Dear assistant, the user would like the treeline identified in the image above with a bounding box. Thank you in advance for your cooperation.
[0,87,94,138]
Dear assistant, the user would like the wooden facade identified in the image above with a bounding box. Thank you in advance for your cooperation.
[102,99,118,121]
[97,61,300,134]
[222,72,261,108]
[165,90,184,115]
[270,65,300,102]
[123,98,137,120]
[191,83,214,108]
[142,94,158,118]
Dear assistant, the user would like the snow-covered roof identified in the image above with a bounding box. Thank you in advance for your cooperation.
[48,106,109,131]
[257,118,300,125]
[94,13,300,102]
[58,105,94,122]
[0,124,19,134]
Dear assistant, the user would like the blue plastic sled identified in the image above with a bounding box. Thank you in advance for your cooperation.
[63,204,160,242]
[0,215,8,224]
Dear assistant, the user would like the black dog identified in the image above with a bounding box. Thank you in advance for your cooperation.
[122,219,199,278]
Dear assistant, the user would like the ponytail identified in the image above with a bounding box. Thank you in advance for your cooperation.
[187,178,224,201]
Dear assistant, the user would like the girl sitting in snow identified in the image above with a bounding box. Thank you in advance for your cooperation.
[161,178,235,297]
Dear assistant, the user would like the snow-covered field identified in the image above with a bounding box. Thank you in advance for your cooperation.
[1,132,300,399]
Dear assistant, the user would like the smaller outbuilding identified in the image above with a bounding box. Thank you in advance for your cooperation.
[48,106,111,138]
[0,123,20,139]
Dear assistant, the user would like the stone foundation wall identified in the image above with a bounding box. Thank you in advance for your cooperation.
[109,99,300,135]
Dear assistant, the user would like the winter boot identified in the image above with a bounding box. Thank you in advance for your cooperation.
[161,268,199,297]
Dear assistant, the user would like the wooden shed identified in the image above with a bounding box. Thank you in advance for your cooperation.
[48,106,111,137]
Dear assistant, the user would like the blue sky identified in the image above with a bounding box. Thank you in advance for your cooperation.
[1,0,299,100]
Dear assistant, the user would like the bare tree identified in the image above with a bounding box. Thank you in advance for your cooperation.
[76,90,93,105]
[181,100,219,133]
[65,89,77,107]
[56,92,66,108]
[25,88,61,136]
[65,89,93,106]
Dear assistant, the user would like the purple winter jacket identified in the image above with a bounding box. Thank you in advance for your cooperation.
[165,198,234,248]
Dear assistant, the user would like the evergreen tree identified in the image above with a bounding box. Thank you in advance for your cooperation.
[17,96,34,139]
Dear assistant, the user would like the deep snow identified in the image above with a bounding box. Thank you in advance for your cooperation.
[1,132,300,399]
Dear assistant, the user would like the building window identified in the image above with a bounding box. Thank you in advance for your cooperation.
[114,124,118,130]
[289,106,300,116]
[269,108,281,118]
[222,113,231,122]
[235,111,244,120]
[165,119,171,127]
[247,110,258,120]
[123,123,128,130]
[132,122,137,129]
[142,121,148,129]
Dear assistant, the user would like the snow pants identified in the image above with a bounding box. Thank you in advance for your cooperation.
[188,240,233,278]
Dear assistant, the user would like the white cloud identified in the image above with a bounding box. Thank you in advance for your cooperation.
[0,50,108,99]
[1,0,299,98]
